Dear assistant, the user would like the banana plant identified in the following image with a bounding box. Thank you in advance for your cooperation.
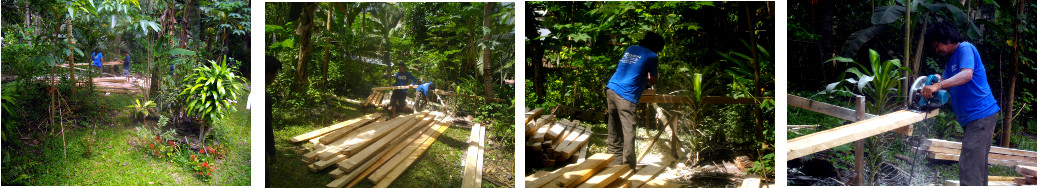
[822,49,906,114]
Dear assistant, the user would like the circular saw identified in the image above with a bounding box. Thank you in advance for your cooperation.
[908,74,948,111]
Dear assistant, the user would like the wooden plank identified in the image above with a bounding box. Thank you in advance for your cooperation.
[462,123,485,188]
[526,108,544,125]
[787,109,937,160]
[987,176,1025,181]
[604,170,633,188]
[317,113,426,161]
[628,160,670,188]
[926,146,1037,163]
[291,114,381,143]
[314,115,426,171]
[303,116,404,162]
[332,119,444,188]
[787,94,877,122]
[475,124,486,187]
[531,120,551,143]
[576,165,630,188]
[929,152,1037,167]
[527,115,555,135]
[337,114,434,172]
[559,128,593,159]
[372,85,417,91]
[1017,165,1037,176]
[927,139,1037,158]
[1027,176,1037,185]
[526,171,552,183]
[554,126,585,155]
[527,163,581,187]
[546,121,568,140]
[547,153,614,188]
[944,179,1020,186]
[370,120,452,187]
[555,120,580,149]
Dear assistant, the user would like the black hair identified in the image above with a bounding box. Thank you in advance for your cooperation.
[925,21,963,45]
[639,32,665,53]
[266,55,282,74]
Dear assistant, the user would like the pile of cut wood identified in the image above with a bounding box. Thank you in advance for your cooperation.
[362,91,391,108]
[922,139,1037,167]
[1016,165,1037,185]
[525,153,677,188]
[525,108,592,166]
[288,112,453,188]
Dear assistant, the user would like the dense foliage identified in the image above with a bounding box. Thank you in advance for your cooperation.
[525,1,775,178]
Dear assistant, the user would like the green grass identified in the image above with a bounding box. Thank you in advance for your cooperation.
[1,89,251,186]
[269,92,509,187]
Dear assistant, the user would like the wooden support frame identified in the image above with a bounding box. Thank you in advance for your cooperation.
[787,109,938,160]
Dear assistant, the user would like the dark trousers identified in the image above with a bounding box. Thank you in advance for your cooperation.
[959,113,998,186]
[389,90,407,111]
[606,89,637,169]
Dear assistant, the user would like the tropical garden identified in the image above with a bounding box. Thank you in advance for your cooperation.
[265,2,515,187]
[788,0,1037,185]
[1,0,252,185]
[525,1,775,186]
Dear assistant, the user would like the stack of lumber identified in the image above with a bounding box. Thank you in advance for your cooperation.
[525,153,677,188]
[289,111,454,188]
[525,108,593,166]
[1014,165,1037,185]
[362,91,390,108]
[462,123,486,188]
[922,139,1037,167]
[942,176,1026,186]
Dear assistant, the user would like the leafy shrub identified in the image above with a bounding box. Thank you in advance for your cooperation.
[125,99,156,120]
[179,57,246,143]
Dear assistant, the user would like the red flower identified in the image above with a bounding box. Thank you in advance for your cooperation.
[155,136,161,141]
[168,141,175,146]
[198,149,205,154]
[190,155,197,161]
[206,172,211,176]
[148,143,154,148]
[202,162,208,167]
[198,172,203,175]
[197,163,202,168]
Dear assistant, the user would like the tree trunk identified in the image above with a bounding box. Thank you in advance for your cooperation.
[481,3,495,98]
[294,3,317,92]
[744,2,764,144]
[1002,0,1024,147]
[902,0,913,109]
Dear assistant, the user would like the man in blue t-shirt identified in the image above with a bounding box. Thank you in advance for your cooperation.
[605,32,663,169]
[388,64,417,117]
[92,52,104,74]
[122,50,132,76]
[921,22,1000,186]
[415,81,435,111]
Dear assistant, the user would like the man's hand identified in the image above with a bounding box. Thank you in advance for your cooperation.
[920,84,941,98]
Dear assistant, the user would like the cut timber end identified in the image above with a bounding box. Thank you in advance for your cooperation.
[548,153,614,188]
[786,109,937,160]
[575,165,630,188]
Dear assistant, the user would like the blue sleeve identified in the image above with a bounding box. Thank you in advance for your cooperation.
[957,47,976,70]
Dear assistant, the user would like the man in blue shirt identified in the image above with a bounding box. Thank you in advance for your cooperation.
[415,81,435,111]
[92,52,104,74]
[122,50,132,76]
[389,64,416,117]
[605,32,663,169]
[920,22,1000,186]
